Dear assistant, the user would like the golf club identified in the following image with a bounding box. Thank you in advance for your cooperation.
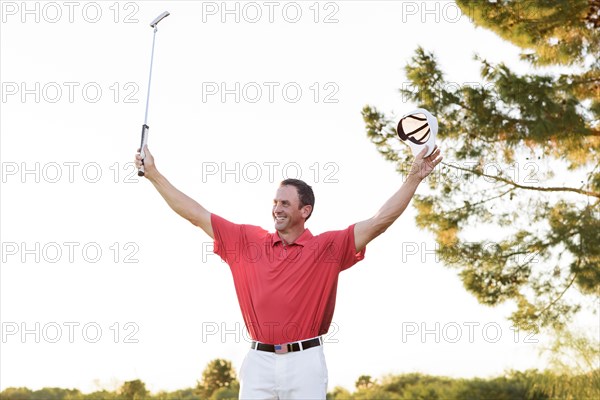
[138,11,170,177]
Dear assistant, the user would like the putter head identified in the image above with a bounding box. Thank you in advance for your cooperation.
[396,108,438,157]
[150,11,170,28]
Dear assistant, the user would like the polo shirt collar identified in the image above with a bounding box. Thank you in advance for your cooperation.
[271,229,313,247]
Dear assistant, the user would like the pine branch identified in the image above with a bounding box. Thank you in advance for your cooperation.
[536,272,579,321]
[441,162,600,198]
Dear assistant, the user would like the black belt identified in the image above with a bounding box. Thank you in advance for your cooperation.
[251,337,322,354]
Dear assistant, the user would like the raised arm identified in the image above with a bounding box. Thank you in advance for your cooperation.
[135,145,214,239]
[354,147,442,252]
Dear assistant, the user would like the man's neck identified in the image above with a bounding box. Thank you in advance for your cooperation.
[277,228,305,245]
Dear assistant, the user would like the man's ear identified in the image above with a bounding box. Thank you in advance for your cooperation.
[301,205,313,219]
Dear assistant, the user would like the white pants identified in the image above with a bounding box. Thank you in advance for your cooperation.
[238,344,328,400]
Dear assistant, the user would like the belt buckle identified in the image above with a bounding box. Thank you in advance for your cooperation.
[274,344,289,354]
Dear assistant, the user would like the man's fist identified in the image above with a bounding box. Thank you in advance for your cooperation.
[135,145,156,179]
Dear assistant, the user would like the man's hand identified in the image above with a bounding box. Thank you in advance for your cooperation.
[135,145,157,180]
[409,146,443,181]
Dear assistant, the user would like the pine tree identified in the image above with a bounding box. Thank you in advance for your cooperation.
[363,0,599,331]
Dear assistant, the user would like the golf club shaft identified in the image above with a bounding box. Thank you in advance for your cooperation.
[144,27,158,126]
[138,11,169,177]
[137,27,157,177]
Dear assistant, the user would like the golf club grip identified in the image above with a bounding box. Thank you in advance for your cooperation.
[138,124,149,177]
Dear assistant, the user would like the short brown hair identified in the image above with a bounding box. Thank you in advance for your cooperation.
[280,179,315,220]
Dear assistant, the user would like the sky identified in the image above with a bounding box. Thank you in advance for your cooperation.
[1,0,594,394]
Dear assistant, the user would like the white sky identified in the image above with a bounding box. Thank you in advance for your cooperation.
[1,0,594,394]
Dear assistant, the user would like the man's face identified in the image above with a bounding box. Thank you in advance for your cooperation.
[272,185,310,233]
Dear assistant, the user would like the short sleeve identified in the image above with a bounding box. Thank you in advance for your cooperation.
[211,213,242,264]
[210,214,268,266]
[340,224,366,271]
[315,224,366,271]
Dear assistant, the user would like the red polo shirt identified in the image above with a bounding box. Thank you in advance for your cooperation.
[211,213,366,345]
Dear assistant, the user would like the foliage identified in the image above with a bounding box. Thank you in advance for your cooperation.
[209,382,240,400]
[355,375,376,390]
[120,380,149,400]
[2,368,599,400]
[325,369,598,400]
[458,0,599,66]
[362,0,600,333]
[152,388,201,400]
[196,359,238,399]
[327,386,352,400]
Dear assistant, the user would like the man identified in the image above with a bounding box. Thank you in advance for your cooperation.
[134,145,442,399]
